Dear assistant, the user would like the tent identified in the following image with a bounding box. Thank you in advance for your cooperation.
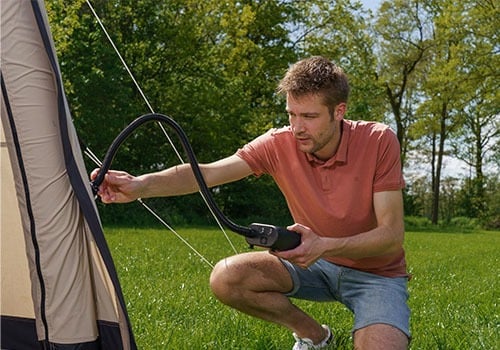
[1,1,137,348]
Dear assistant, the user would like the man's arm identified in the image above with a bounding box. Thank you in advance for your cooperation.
[326,190,405,259]
[92,154,253,204]
[274,190,405,267]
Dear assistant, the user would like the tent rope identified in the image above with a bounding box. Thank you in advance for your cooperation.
[84,0,239,266]
[83,147,215,269]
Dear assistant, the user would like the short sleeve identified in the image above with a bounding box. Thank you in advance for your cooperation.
[235,128,279,176]
[373,128,405,192]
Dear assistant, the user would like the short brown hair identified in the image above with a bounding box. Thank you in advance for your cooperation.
[277,56,350,113]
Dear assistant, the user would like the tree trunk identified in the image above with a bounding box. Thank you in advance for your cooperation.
[430,132,438,224]
[431,102,448,225]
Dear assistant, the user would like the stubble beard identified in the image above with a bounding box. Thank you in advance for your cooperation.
[303,121,337,157]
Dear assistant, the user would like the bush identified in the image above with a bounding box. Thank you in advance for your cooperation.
[404,216,487,232]
[482,215,500,230]
[404,216,433,231]
[448,216,481,230]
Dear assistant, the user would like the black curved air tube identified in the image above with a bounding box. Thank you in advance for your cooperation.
[91,113,301,251]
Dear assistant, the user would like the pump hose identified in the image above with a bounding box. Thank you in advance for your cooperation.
[91,113,255,238]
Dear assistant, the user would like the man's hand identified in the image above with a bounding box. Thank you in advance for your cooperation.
[271,223,327,269]
[90,169,140,204]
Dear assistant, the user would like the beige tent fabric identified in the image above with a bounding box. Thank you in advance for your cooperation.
[1,0,98,343]
[1,1,131,347]
[1,120,35,319]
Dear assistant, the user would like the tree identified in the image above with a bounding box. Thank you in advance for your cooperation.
[447,0,500,219]
[46,0,499,227]
[47,0,298,224]
[374,0,434,168]
[413,0,498,224]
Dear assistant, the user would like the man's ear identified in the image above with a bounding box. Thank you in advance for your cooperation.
[334,103,347,120]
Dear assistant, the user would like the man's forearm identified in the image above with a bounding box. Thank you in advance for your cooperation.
[137,163,201,198]
[323,225,404,260]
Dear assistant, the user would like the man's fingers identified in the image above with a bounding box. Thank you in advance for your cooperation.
[90,168,101,180]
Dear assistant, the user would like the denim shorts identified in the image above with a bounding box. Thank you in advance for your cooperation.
[281,258,411,338]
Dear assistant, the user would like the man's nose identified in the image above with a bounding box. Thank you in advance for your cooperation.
[290,117,304,133]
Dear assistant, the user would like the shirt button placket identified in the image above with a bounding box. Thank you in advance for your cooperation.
[321,167,331,191]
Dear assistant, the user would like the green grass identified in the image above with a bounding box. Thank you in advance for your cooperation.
[104,227,499,349]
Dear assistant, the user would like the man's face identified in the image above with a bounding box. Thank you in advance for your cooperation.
[286,93,341,160]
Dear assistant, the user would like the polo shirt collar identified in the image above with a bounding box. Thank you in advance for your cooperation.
[306,120,350,167]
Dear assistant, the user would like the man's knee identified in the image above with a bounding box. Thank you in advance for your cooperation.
[210,254,257,306]
[210,258,238,303]
[209,252,291,304]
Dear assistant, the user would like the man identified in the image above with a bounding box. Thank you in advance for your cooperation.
[93,56,410,349]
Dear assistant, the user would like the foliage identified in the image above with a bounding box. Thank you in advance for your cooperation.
[45,0,499,228]
[103,226,500,349]
[403,173,500,229]
[294,0,387,121]
[374,0,499,225]
[404,215,482,232]
[481,175,500,229]
[374,0,435,166]
[403,216,434,231]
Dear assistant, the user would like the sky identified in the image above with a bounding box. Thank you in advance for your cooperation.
[359,0,382,13]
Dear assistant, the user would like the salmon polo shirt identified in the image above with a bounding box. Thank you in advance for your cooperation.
[236,119,407,277]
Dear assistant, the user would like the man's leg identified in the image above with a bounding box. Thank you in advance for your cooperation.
[340,267,410,350]
[209,251,328,344]
[354,324,408,350]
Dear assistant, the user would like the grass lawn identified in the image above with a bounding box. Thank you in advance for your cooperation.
[104,226,499,349]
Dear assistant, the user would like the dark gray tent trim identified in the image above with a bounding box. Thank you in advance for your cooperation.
[1,1,137,349]
[1,316,39,349]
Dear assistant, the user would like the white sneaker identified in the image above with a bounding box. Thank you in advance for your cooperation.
[292,325,333,350]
